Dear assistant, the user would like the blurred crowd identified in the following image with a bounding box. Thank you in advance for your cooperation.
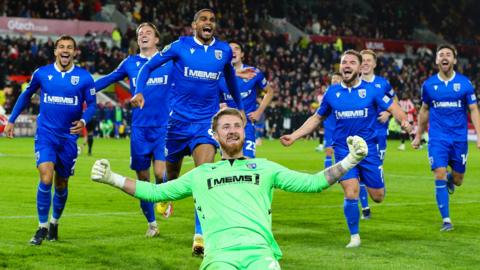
[1,0,479,139]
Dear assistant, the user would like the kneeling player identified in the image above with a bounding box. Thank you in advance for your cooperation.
[91,108,368,269]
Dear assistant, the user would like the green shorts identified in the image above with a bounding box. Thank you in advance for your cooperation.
[200,246,281,270]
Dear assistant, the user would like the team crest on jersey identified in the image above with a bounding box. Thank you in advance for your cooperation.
[214,50,223,60]
[190,48,195,54]
[375,83,381,88]
[336,92,341,98]
[136,61,140,67]
[358,89,367,98]
[48,75,53,80]
[246,163,257,169]
[453,83,461,92]
[71,76,79,85]
[434,85,438,90]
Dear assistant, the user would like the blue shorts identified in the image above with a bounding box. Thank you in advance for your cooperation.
[243,123,256,158]
[130,126,167,171]
[428,140,468,173]
[165,118,218,163]
[34,130,78,178]
[334,144,384,189]
[377,134,387,161]
[324,127,334,148]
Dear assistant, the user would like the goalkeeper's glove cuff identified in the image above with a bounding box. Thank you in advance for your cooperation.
[340,154,360,171]
[110,172,126,189]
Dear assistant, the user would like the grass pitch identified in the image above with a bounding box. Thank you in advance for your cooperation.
[0,138,479,269]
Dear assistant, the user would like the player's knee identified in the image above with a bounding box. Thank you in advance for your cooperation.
[344,190,359,199]
[325,148,334,156]
[454,175,464,186]
[371,194,384,203]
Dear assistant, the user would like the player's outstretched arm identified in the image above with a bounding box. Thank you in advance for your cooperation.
[387,102,412,133]
[273,136,368,193]
[280,114,323,146]
[91,159,193,202]
[412,103,429,149]
[323,136,368,184]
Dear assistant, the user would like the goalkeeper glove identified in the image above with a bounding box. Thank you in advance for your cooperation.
[340,136,368,170]
[91,159,126,189]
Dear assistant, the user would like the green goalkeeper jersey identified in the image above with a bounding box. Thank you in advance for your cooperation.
[134,158,330,259]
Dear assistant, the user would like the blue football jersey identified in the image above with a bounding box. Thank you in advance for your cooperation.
[136,36,243,123]
[9,63,96,138]
[95,54,172,127]
[422,72,477,141]
[218,64,267,114]
[363,75,395,136]
[317,80,393,148]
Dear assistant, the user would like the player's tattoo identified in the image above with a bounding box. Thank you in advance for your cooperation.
[323,162,348,185]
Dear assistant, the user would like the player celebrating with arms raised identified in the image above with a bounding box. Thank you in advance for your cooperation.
[130,9,254,256]
[412,44,480,231]
[91,108,369,269]
[280,50,411,248]
[4,35,96,245]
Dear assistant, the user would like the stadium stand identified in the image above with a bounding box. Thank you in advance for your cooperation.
[1,0,479,138]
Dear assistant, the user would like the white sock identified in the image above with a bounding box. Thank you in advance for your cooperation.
[50,217,58,225]
[443,217,452,223]
[39,222,48,228]
[148,221,157,227]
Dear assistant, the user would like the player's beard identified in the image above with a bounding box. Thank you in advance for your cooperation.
[219,135,244,157]
[343,71,359,85]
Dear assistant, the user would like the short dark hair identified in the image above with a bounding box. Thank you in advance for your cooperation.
[229,41,243,52]
[436,44,457,58]
[341,49,362,63]
[211,108,245,132]
[193,8,215,22]
[54,35,76,49]
[136,22,161,39]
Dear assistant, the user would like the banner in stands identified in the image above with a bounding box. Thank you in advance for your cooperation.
[0,17,115,36]
[310,35,480,56]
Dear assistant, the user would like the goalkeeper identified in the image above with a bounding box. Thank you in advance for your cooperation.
[91,108,368,270]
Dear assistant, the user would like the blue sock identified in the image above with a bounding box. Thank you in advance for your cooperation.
[52,187,68,220]
[435,180,450,219]
[140,200,156,223]
[344,198,360,235]
[359,184,369,209]
[324,156,333,168]
[37,182,52,224]
[194,209,202,235]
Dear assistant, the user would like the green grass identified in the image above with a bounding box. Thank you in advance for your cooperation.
[0,138,479,269]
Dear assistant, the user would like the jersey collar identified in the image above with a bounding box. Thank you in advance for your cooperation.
[139,50,159,60]
[340,79,362,90]
[437,71,456,85]
[194,36,216,52]
[361,74,375,83]
[54,62,74,74]
[222,157,246,165]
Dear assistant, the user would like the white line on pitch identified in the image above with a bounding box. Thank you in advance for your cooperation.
[1,200,479,219]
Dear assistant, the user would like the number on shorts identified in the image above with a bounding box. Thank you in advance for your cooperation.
[461,154,468,165]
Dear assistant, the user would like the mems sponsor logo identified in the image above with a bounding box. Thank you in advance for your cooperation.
[223,90,252,100]
[43,93,78,106]
[207,173,260,189]
[432,100,462,108]
[335,108,368,119]
[132,75,169,87]
[184,67,221,80]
